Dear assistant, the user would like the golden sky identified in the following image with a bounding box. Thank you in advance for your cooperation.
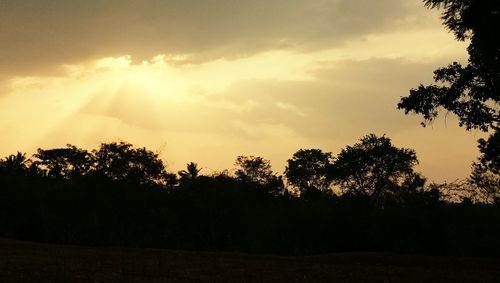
[0,0,484,182]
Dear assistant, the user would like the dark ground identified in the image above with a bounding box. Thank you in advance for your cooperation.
[1,238,500,283]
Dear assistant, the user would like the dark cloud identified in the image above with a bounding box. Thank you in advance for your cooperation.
[1,0,429,77]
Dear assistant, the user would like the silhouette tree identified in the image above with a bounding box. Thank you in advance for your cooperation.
[234,156,284,194]
[235,156,274,184]
[397,0,500,176]
[398,0,499,130]
[284,149,333,194]
[164,172,179,189]
[3,140,500,256]
[469,160,500,204]
[330,134,420,204]
[33,145,92,179]
[0,152,30,175]
[476,131,500,174]
[466,130,500,202]
[178,162,202,183]
[92,142,168,186]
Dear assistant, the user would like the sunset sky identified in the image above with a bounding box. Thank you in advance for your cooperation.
[0,0,484,182]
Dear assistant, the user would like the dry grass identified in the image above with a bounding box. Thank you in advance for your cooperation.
[1,238,500,282]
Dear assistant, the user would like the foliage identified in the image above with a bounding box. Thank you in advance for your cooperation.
[234,155,285,195]
[476,130,500,174]
[398,0,500,196]
[178,162,202,183]
[470,163,500,204]
[398,0,499,132]
[92,142,168,186]
[0,152,31,175]
[330,134,420,204]
[33,145,92,179]
[284,149,333,194]
[1,139,500,256]
[235,156,273,185]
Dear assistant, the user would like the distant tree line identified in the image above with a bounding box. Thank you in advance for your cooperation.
[1,134,499,256]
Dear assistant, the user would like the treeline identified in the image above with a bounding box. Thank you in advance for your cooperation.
[1,134,499,256]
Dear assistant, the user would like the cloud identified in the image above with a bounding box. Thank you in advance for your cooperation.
[0,51,481,182]
[0,0,434,78]
[205,57,448,139]
[1,54,457,142]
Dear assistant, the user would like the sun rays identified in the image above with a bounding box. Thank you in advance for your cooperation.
[0,38,478,182]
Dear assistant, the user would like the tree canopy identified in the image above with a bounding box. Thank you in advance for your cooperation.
[284,149,333,194]
[397,0,500,187]
[330,134,421,203]
[1,138,499,256]
[92,142,168,186]
[178,162,202,183]
[235,156,274,185]
[398,0,499,132]
[34,145,92,179]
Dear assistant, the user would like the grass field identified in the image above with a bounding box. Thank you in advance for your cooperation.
[1,238,500,282]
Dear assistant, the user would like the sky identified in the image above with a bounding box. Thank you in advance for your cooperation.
[0,0,484,182]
